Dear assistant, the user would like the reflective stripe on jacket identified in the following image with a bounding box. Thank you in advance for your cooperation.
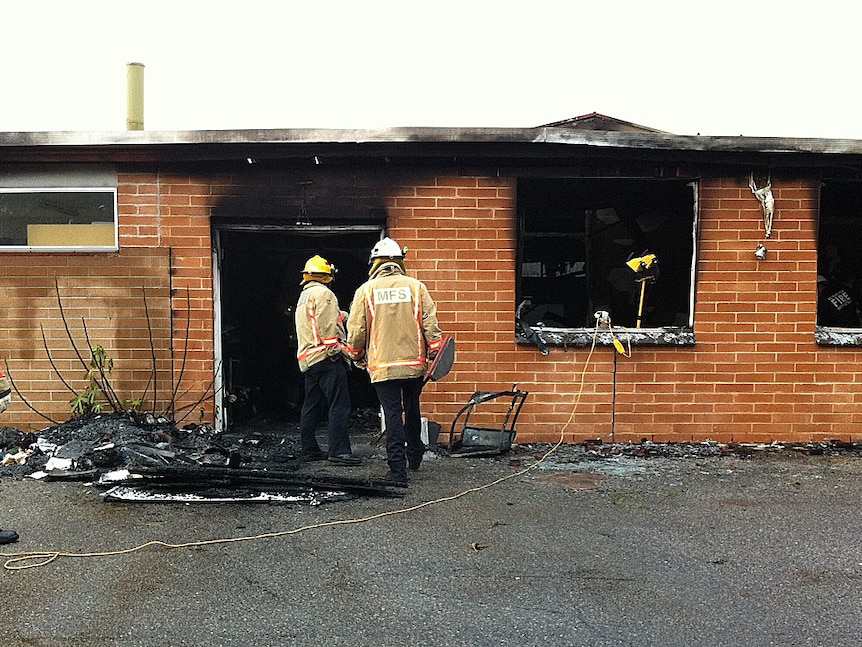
[346,263,443,383]
[295,281,346,373]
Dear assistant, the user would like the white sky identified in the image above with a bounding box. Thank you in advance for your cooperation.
[1,1,860,139]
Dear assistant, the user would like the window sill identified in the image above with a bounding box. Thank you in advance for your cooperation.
[516,327,695,349]
[815,327,862,346]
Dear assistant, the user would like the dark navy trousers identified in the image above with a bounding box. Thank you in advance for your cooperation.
[374,377,424,477]
[299,357,352,457]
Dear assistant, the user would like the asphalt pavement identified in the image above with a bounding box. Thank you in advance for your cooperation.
[1,433,861,647]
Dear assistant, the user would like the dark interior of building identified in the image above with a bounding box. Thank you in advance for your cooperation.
[819,180,862,323]
[217,228,382,428]
[517,177,696,329]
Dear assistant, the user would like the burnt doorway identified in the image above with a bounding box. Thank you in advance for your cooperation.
[214,225,382,430]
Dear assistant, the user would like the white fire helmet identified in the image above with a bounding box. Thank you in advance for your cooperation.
[369,237,405,262]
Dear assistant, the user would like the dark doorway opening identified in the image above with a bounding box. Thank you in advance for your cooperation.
[217,227,382,429]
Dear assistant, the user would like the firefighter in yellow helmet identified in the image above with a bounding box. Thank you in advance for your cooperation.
[345,238,443,483]
[294,255,361,465]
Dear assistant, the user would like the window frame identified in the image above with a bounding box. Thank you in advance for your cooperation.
[0,186,119,252]
[515,176,699,349]
[816,178,862,345]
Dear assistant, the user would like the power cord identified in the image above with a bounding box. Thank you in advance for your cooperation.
[2,325,602,572]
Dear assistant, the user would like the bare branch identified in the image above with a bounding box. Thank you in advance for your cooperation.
[169,287,192,419]
[140,286,158,412]
[39,324,78,396]
[4,360,59,425]
[174,361,223,424]
[54,278,89,373]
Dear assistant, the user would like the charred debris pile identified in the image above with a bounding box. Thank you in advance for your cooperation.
[2,407,862,504]
[0,408,405,503]
[519,437,862,463]
[0,282,404,502]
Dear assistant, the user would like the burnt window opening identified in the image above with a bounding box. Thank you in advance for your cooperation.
[817,181,862,340]
[516,178,697,346]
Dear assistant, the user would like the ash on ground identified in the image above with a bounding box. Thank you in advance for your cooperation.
[3,407,862,483]
[0,407,383,480]
[513,436,862,465]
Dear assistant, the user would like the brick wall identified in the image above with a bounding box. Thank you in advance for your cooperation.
[385,175,618,444]
[386,176,519,437]
[385,175,862,444]
[120,173,216,426]
[0,172,219,431]
[0,248,172,430]
[4,169,857,443]
[660,174,859,444]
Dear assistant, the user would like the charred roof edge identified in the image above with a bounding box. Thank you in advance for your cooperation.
[2,127,862,156]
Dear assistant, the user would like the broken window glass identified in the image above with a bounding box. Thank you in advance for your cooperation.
[516,178,697,339]
[0,189,117,250]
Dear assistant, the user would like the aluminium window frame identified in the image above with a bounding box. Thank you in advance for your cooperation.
[0,186,119,252]
[515,178,699,349]
[815,178,862,345]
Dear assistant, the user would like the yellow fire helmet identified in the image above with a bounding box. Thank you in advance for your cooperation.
[301,255,336,284]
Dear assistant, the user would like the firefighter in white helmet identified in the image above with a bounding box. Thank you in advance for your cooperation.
[294,255,361,465]
[345,237,443,483]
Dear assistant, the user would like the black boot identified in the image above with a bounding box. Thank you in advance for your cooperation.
[0,529,19,544]
[384,458,410,483]
[384,470,410,484]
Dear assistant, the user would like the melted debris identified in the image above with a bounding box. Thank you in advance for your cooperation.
[0,408,402,501]
[3,410,861,502]
[514,437,862,465]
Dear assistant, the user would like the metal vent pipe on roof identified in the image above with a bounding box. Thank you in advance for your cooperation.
[126,62,145,131]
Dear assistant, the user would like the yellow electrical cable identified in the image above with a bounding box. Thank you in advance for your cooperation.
[2,326,601,573]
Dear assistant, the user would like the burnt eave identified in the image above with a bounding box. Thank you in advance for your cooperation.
[2,127,862,167]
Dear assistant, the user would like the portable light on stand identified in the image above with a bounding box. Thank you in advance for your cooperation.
[626,252,658,328]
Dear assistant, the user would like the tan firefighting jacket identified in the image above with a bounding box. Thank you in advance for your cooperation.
[295,280,347,373]
[345,262,443,383]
